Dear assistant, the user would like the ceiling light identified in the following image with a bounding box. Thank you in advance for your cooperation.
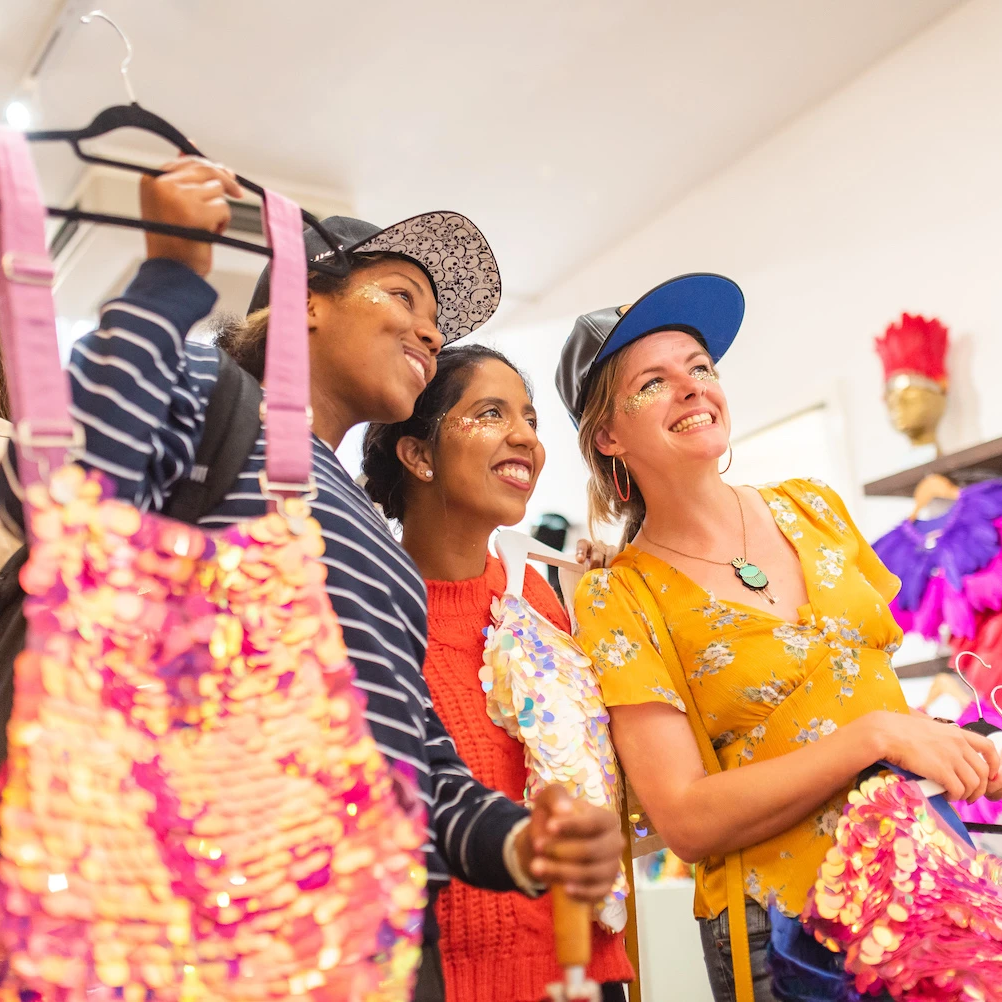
[4,101,31,130]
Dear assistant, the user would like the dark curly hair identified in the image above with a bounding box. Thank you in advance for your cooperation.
[362,344,529,522]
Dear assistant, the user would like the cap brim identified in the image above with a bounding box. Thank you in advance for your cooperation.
[595,273,745,366]
[351,211,502,343]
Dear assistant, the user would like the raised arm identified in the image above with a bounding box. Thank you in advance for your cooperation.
[67,159,242,508]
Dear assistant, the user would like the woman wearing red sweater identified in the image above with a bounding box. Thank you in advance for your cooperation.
[362,345,633,1002]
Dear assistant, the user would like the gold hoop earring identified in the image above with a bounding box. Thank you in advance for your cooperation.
[612,455,632,502]
[719,443,733,475]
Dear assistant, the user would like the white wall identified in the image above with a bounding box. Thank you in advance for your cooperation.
[472,0,1002,544]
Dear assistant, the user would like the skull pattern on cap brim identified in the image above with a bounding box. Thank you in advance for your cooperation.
[350,211,502,343]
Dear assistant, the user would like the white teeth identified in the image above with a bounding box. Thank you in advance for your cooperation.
[495,464,530,483]
[670,413,713,433]
[405,355,425,380]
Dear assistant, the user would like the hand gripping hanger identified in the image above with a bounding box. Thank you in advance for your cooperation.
[911,651,1002,828]
[24,11,348,276]
[0,126,313,520]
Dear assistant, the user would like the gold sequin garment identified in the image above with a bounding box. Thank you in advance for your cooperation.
[0,465,426,1001]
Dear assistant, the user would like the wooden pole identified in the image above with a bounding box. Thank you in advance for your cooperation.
[621,798,643,1002]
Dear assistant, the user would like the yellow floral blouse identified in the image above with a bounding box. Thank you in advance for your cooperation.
[574,479,910,919]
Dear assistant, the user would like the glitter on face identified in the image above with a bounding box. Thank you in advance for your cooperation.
[620,366,718,416]
[439,414,512,440]
[621,380,670,416]
[352,282,393,306]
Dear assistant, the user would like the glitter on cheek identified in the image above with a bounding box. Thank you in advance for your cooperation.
[352,282,394,307]
[440,415,511,440]
[621,381,671,416]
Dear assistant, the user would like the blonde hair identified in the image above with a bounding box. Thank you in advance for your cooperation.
[578,350,647,548]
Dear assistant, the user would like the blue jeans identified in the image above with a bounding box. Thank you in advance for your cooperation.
[698,901,779,1002]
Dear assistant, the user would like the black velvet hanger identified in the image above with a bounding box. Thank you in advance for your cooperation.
[26,103,348,275]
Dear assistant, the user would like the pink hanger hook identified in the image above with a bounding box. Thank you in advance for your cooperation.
[954,650,991,719]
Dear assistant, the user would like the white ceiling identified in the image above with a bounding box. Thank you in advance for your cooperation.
[2,0,963,321]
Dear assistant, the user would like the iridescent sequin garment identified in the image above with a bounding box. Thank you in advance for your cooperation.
[803,772,1002,1001]
[481,594,627,931]
[0,466,427,1001]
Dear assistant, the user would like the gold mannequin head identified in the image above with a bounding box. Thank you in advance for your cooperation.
[884,374,947,448]
[874,313,950,452]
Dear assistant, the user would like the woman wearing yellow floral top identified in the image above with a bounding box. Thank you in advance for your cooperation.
[554,274,1002,1002]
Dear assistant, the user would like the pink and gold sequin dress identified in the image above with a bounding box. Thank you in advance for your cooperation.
[0,137,426,1001]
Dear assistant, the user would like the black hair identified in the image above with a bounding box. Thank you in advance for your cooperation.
[362,344,530,522]
[214,252,394,381]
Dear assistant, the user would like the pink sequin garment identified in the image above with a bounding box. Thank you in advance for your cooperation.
[0,466,426,1001]
[803,772,1002,1001]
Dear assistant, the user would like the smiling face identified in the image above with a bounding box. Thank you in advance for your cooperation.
[308,257,444,427]
[425,359,544,529]
[596,329,731,477]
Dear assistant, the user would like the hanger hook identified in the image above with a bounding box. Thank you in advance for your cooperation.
[80,10,137,105]
[954,650,991,719]
[990,685,1002,720]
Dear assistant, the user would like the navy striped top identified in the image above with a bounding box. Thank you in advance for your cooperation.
[66,258,526,893]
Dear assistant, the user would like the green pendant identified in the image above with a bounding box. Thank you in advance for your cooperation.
[731,558,777,604]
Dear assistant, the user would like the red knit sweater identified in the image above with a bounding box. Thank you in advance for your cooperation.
[424,554,634,1002]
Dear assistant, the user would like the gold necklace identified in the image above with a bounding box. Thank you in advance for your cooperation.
[640,485,777,604]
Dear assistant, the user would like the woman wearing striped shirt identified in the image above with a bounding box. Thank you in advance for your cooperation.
[63,158,624,1000]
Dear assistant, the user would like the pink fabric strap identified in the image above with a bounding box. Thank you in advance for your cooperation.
[259,189,313,494]
[0,135,313,494]
[0,128,79,485]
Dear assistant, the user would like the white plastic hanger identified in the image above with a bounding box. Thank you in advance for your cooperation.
[916,651,1002,799]
[495,530,586,629]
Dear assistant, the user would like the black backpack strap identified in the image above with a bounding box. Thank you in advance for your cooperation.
[0,351,262,770]
[0,543,28,765]
[164,349,263,523]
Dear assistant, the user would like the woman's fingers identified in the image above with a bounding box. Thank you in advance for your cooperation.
[574,539,615,569]
[951,728,997,801]
[160,155,240,181]
[933,765,965,805]
[139,158,242,276]
[532,859,620,900]
[159,159,244,199]
[986,773,1002,801]
[968,729,1001,778]
[956,753,986,803]
[537,825,623,863]
[960,745,989,802]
